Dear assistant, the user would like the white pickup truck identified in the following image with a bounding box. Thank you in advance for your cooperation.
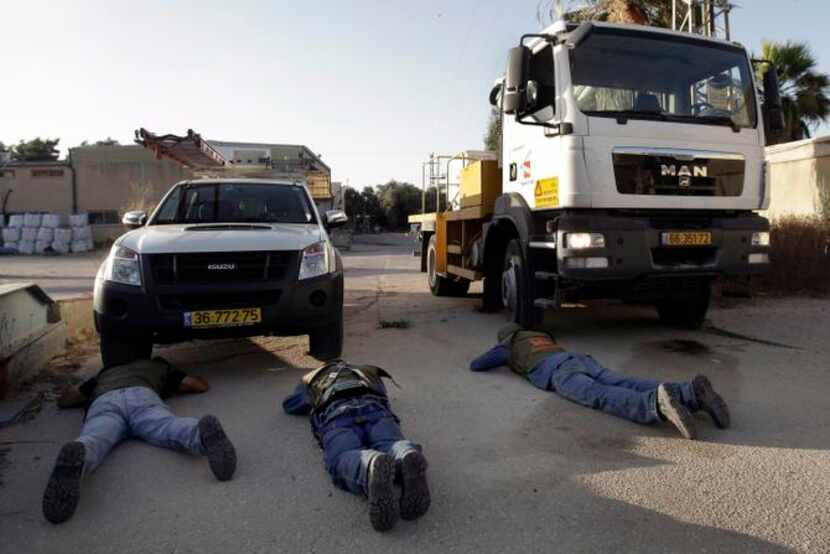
[93,178,348,366]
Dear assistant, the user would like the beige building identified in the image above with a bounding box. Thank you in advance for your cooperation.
[0,161,74,215]
[765,136,830,220]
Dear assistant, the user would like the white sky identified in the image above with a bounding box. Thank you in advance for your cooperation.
[1,0,828,187]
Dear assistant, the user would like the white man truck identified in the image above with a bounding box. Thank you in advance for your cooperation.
[409,20,784,328]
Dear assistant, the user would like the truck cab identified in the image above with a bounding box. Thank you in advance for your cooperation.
[412,21,783,329]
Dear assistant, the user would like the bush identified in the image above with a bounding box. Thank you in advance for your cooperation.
[756,216,830,295]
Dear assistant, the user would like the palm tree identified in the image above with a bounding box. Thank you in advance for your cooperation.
[759,40,830,145]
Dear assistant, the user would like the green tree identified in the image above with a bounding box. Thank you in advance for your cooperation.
[758,41,830,145]
[11,137,60,161]
[484,110,502,152]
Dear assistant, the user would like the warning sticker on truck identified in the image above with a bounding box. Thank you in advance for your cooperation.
[535,177,559,208]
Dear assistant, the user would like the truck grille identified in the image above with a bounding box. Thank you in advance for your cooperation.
[613,151,744,197]
[147,251,296,285]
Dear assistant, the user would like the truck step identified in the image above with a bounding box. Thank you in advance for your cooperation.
[533,298,559,310]
[534,271,557,281]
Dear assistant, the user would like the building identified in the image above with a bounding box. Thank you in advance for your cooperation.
[0,160,74,215]
[765,135,830,220]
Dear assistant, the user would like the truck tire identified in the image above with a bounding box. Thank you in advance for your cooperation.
[656,281,711,330]
[502,239,543,327]
[427,235,470,297]
[309,310,344,361]
[100,330,153,367]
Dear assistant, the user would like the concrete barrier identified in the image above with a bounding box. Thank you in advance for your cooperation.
[0,284,67,398]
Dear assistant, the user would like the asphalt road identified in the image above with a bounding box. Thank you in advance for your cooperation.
[1,234,829,553]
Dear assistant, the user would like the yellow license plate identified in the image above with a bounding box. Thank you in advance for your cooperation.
[661,231,713,246]
[184,308,262,328]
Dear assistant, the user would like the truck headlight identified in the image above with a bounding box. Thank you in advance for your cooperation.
[751,232,770,247]
[299,241,335,280]
[104,245,142,286]
[564,232,605,249]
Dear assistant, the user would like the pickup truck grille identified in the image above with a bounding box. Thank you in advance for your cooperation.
[613,151,744,197]
[147,251,296,285]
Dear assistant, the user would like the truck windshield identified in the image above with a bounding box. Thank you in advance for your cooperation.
[152,183,316,225]
[570,28,757,129]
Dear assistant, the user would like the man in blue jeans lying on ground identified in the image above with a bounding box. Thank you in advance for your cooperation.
[471,324,730,440]
[43,356,237,524]
[283,360,430,532]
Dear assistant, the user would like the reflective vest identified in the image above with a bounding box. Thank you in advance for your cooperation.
[302,360,393,412]
[508,330,565,377]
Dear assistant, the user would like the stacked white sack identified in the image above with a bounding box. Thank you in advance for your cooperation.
[41,213,66,228]
[35,240,52,254]
[18,241,35,255]
[72,225,92,241]
[70,239,93,253]
[21,227,38,241]
[8,214,24,228]
[3,242,18,252]
[24,213,42,227]
[51,240,71,254]
[2,227,20,242]
[37,227,55,242]
[69,213,89,227]
[54,228,73,243]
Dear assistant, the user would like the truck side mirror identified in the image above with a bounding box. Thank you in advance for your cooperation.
[489,83,502,107]
[325,210,348,229]
[763,67,785,134]
[122,210,147,229]
[503,46,531,115]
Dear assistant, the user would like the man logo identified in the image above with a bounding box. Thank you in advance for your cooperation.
[660,164,708,178]
[207,263,236,271]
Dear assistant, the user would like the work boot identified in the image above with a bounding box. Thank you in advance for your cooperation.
[692,375,731,429]
[399,450,430,521]
[42,441,85,524]
[198,415,237,481]
[657,385,697,440]
[367,454,398,532]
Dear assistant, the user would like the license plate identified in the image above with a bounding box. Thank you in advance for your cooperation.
[661,231,712,246]
[184,308,262,328]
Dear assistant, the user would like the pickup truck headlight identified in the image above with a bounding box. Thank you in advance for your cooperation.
[299,241,335,280]
[104,245,142,286]
[564,232,605,249]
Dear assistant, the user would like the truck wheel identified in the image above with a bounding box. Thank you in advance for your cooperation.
[100,330,152,367]
[656,282,711,330]
[309,310,344,361]
[427,235,469,297]
[502,239,543,327]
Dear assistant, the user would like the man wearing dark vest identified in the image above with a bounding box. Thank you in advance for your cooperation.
[42,357,237,524]
[283,360,430,532]
[471,324,730,440]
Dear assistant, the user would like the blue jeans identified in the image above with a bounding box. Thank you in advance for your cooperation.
[537,354,698,424]
[314,398,420,496]
[77,387,204,473]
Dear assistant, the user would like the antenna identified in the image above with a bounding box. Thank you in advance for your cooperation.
[672,0,734,40]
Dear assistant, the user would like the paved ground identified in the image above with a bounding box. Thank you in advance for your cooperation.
[0,250,106,299]
[1,234,829,553]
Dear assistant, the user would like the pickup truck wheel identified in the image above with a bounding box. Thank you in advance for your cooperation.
[427,235,469,297]
[503,239,543,328]
[656,282,711,330]
[100,330,152,367]
[309,311,344,361]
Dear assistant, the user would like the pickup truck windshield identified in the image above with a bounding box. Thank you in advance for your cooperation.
[570,28,757,129]
[152,183,316,225]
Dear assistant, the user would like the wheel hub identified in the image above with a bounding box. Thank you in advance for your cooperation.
[502,262,517,314]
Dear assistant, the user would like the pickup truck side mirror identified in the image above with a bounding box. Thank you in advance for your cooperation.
[763,67,786,134]
[122,210,147,229]
[502,46,531,115]
[325,210,348,229]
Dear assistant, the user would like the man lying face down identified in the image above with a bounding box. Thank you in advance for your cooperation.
[43,357,237,524]
[471,324,730,440]
[283,360,430,532]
